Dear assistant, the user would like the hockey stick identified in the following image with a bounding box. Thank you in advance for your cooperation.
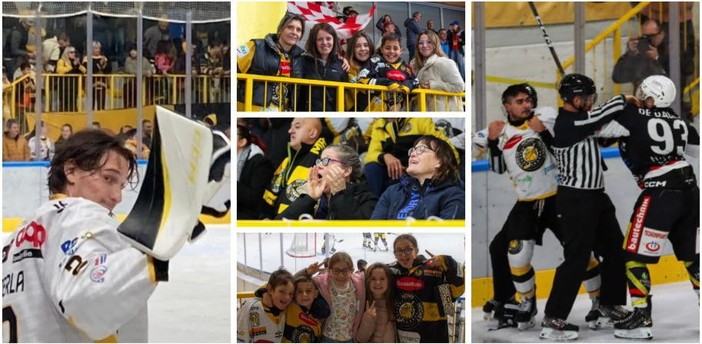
[528,2,566,76]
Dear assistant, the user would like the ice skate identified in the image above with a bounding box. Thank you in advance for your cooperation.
[588,302,631,330]
[483,297,517,321]
[539,317,579,341]
[514,296,537,331]
[614,298,653,340]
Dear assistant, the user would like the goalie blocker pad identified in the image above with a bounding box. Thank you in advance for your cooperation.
[118,107,213,261]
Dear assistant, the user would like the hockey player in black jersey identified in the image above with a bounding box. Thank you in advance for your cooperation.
[596,75,700,340]
[541,74,639,340]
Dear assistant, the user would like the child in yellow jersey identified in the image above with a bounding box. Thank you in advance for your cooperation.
[237,268,295,343]
[356,33,418,112]
[282,275,329,343]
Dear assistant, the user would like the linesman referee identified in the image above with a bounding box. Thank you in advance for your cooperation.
[540,74,639,339]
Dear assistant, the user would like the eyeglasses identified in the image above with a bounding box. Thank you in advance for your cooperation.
[393,247,414,256]
[418,40,434,46]
[331,268,352,275]
[408,144,435,156]
[316,157,345,166]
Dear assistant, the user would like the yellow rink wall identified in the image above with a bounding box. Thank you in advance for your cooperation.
[471,256,691,308]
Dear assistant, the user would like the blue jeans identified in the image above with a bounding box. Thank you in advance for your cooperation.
[450,50,465,80]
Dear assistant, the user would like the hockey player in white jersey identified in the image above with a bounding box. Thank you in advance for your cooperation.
[2,108,230,342]
[473,84,604,332]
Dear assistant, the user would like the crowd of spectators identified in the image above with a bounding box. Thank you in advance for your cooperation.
[237,117,466,221]
[237,10,465,112]
[2,11,231,117]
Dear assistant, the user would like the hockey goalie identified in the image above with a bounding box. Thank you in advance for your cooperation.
[1,107,230,342]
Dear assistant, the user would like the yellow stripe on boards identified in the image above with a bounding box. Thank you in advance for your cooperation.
[471,255,689,307]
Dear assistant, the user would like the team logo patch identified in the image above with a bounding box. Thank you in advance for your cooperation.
[508,240,523,254]
[250,311,260,327]
[90,265,108,283]
[401,121,412,133]
[515,138,547,172]
[395,293,423,329]
[237,44,249,57]
[291,325,315,343]
[286,179,306,202]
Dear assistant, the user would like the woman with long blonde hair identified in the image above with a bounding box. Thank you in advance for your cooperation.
[410,30,464,111]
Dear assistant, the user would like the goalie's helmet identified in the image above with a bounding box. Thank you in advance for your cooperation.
[558,73,596,103]
[637,75,676,108]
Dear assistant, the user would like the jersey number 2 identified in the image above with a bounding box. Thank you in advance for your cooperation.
[3,306,18,342]
[648,118,688,155]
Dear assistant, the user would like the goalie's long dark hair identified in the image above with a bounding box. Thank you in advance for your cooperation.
[48,129,139,195]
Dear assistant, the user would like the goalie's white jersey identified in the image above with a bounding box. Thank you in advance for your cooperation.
[2,196,158,342]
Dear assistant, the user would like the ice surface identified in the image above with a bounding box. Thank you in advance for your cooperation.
[149,224,231,342]
[237,232,466,275]
[471,281,700,343]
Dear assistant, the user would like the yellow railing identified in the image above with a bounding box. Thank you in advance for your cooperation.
[559,1,699,115]
[237,73,465,112]
[3,73,230,120]
[560,2,652,95]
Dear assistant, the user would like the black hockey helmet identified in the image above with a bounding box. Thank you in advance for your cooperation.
[558,73,596,104]
[501,83,537,106]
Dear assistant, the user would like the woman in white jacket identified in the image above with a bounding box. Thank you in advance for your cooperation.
[410,30,464,111]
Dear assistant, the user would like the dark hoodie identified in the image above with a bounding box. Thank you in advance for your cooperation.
[404,17,421,47]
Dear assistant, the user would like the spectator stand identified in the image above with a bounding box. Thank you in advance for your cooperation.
[2,2,230,159]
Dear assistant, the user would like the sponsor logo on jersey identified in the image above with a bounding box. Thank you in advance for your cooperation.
[2,271,24,296]
[13,249,42,263]
[626,196,651,252]
[396,276,424,291]
[643,180,667,188]
[61,237,78,255]
[90,253,109,283]
[394,293,423,329]
[15,221,47,249]
[2,240,12,263]
[515,138,547,172]
[279,61,291,76]
[503,135,523,150]
[298,312,318,327]
[645,241,661,252]
[250,326,267,337]
[387,69,407,82]
[90,265,108,283]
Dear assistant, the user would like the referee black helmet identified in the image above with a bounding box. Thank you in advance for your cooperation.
[558,73,596,104]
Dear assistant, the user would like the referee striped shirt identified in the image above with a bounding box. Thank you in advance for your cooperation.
[553,95,626,190]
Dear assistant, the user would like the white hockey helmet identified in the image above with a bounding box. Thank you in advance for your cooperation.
[636,75,676,108]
